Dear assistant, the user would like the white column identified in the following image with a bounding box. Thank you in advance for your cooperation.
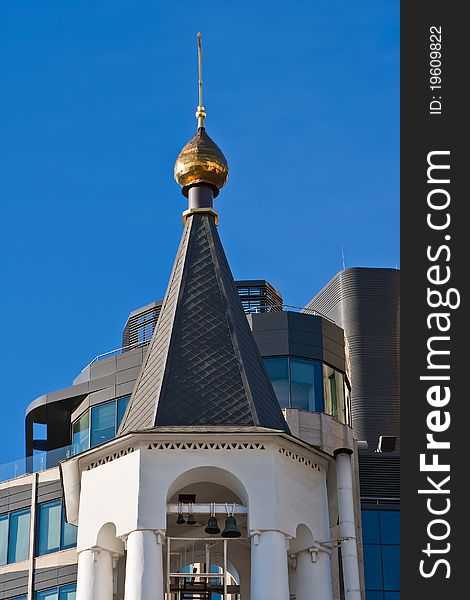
[335,448,361,600]
[251,531,289,600]
[76,547,114,600]
[124,530,164,600]
[296,546,333,600]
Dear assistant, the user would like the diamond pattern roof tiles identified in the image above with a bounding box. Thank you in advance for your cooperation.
[118,213,288,435]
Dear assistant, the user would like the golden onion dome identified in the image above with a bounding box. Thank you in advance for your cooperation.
[174,127,229,196]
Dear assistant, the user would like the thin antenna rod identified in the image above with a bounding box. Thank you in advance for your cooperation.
[196,32,206,128]
[341,245,346,270]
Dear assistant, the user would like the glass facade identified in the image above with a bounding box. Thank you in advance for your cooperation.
[36,584,76,600]
[263,357,350,423]
[72,411,89,454]
[37,500,77,556]
[362,508,400,599]
[72,395,130,455]
[0,508,30,565]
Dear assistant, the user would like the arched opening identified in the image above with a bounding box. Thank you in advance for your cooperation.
[165,467,250,599]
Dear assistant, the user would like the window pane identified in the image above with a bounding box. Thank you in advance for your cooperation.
[363,545,383,590]
[72,411,90,454]
[361,510,381,544]
[366,593,384,600]
[263,358,290,408]
[380,511,400,545]
[323,365,345,421]
[7,509,30,563]
[91,401,116,447]
[290,359,323,412]
[36,589,59,600]
[0,514,8,566]
[382,545,400,590]
[37,501,61,555]
[117,395,131,429]
[61,508,78,550]
[384,594,400,600]
[60,583,77,600]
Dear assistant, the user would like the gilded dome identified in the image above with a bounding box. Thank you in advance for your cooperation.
[174,128,229,196]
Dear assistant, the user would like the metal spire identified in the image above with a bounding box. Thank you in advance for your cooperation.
[196,32,206,128]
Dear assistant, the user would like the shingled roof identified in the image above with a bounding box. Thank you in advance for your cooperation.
[118,213,289,434]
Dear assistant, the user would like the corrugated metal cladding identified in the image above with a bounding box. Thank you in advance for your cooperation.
[359,455,400,500]
[0,484,32,513]
[0,565,78,599]
[37,479,62,504]
[34,565,78,593]
[306,268,400,452]
[0,570,29,599]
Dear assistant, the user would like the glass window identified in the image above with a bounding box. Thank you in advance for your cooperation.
[37,500,61,555]
[138,322,154,343]
[363,508,400,595]
[382,546,400,590]
[72,411,90,454]
[12,596,27,600]
[366,593,384,600]
[60,583,77,600]
[117,395,131,429]
[61,507,78,550]
[91,402,116,447]
[363,545,383,590]
[37,501,77,556]
[36,590,59,600]
[7,509,30,563]
[0,513,8,566]
[290,359,324,412]
[263,358,289,408]
[323,365,345,422]
[380,511,400,545]
[361,510,381,544]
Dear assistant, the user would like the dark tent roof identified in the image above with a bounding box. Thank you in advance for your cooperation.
[118,213,289,435]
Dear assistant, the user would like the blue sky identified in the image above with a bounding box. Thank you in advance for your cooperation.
[0,0,399,462]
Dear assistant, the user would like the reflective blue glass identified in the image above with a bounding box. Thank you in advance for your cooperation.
[0,514,8,566]
[382,545,400,590]
[380,511,400,545]
[12,597,27,600]
[363,544,383,590]
[263,358,289,408]
[117,395,131,429]
[366,593,384,600]
[37,500,61,555]
[59,583,77,600]
[61,508,78,550]
[361,510,381,544]
[36,589,59,600]
[384,594,400,600]
[91,401,116,447]
[290,359,323,412]
[7,509,30,563]
[72,411,90,454]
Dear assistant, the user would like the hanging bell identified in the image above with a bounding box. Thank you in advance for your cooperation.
[221,516,241,538]
[205,515,220,535]
[187,512,196,526]
[176,512,185,525]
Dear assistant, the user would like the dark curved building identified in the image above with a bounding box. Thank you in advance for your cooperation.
[305,268,400,454]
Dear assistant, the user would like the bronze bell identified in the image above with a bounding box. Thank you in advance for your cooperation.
[176,513,185,525]
[187,512,196,526]
[221,516,241,538]
[205,516,220,535]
